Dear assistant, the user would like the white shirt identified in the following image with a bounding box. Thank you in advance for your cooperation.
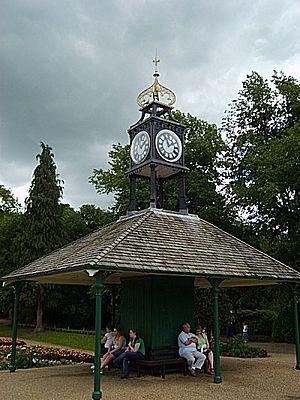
[178,331,197,356]
[104,332,115,349]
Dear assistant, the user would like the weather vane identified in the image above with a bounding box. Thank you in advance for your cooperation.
[153,49,160,76]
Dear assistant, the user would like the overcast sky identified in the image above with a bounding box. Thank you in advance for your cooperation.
[1,0,299,210]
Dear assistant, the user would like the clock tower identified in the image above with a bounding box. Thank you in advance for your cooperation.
[127,57,188,212]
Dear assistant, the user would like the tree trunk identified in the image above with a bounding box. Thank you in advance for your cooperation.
[35,295,43,332]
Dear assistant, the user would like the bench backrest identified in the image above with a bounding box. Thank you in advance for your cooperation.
[147,345,179,360]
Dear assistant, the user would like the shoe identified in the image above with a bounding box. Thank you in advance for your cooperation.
[121,375,128,379]
[189,369,196,377]
[208,368,215,375]
[100,369,104,375]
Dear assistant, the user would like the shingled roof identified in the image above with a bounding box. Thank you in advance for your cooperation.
[2,208,300,287]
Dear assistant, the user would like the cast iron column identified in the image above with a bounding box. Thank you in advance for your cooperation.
[92,272,104,400]
[9,284,20,373]
[179,172,187,212]
[159,179,164,209]
[292,284,300,370]
[211,278,222,383]
[128,175,136,212]
[150,164,157,208]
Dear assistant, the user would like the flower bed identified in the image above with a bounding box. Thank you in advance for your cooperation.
[0,337,26,346]
[0,337,94,370]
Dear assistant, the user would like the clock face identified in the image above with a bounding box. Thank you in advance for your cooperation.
[155,129,182,162]
[130,130,150,164]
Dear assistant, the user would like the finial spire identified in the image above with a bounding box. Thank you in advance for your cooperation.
[137,54,176,109]
[153,49,160,77]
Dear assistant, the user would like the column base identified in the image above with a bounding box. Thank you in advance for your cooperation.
[295,364,300,370]
[214,375,222,384]
[92,391,101,400]
[9,365,16,373]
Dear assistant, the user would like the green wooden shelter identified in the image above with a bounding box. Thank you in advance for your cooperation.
[2,208,300,399]
[2,61,300,400]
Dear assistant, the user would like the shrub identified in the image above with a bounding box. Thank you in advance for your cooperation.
[219,335,268,358]
[272,308,295,343]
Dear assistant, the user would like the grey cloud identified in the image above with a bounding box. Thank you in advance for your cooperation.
[0,0,299,208]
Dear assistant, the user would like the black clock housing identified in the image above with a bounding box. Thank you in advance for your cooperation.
[127,102,188,179]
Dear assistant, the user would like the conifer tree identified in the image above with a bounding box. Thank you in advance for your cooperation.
[16,143,64,330]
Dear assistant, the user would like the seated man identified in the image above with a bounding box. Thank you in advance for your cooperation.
[178,322,206,376]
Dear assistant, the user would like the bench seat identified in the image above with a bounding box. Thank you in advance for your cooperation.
[130,345,187,379]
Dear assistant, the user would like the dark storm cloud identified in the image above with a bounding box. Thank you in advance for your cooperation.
[0,0,299,208]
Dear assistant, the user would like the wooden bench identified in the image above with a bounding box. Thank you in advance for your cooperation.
[130,345,188,379]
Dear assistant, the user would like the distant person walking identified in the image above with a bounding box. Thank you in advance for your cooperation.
[242,323,249,340]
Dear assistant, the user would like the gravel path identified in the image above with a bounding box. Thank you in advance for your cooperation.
[1,342,299,400]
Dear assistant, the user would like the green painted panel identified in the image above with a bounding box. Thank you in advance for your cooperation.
[120,276,194,351]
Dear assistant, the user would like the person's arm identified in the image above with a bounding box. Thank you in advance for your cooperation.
[131,342,141,353]
[184,335,198,345]
[128,340,135,352]
[205,335,210,349]
[101,334,107,345]
[111,336,125,353]
[180,333,195,346]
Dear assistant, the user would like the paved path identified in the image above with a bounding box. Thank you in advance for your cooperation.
[1,342,299,400]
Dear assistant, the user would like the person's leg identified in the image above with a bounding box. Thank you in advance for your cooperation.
[113,351,127,368]
[101,353,113,370]
[193,351,206,370]
[181,352,195,372]
[121,352,144,378]
[208,351,214,370]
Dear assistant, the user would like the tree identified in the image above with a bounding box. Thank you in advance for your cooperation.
[223,71,300,270]
[90,111,232,229]
[79,204,115,230]
[0,185,20,213]
[15,143,64,330]
[90,143,150,216]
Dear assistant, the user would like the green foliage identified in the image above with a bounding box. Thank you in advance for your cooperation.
[219,335,268,358]
[0,212,23,277]
[11,143,64,330]
[16,143,64,265]
[272,307,296,343]
[89,143,149,216]
[0,185,20,213]
[223,71,300,270]
[79,204,116,230]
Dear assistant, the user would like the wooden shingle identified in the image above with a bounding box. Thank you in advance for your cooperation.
[2,209,300,286]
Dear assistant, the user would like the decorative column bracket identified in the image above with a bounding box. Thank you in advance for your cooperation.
[208,278,224,384]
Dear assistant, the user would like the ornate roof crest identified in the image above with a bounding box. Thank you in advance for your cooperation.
[136,55,176,109]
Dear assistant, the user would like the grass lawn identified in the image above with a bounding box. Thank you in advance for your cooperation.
[0,323,95,352]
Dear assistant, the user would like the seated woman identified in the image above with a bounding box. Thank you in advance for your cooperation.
[101,324,115,355]
[100,327,126,374]
[195,325,215,375]
[113,328,145,379]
